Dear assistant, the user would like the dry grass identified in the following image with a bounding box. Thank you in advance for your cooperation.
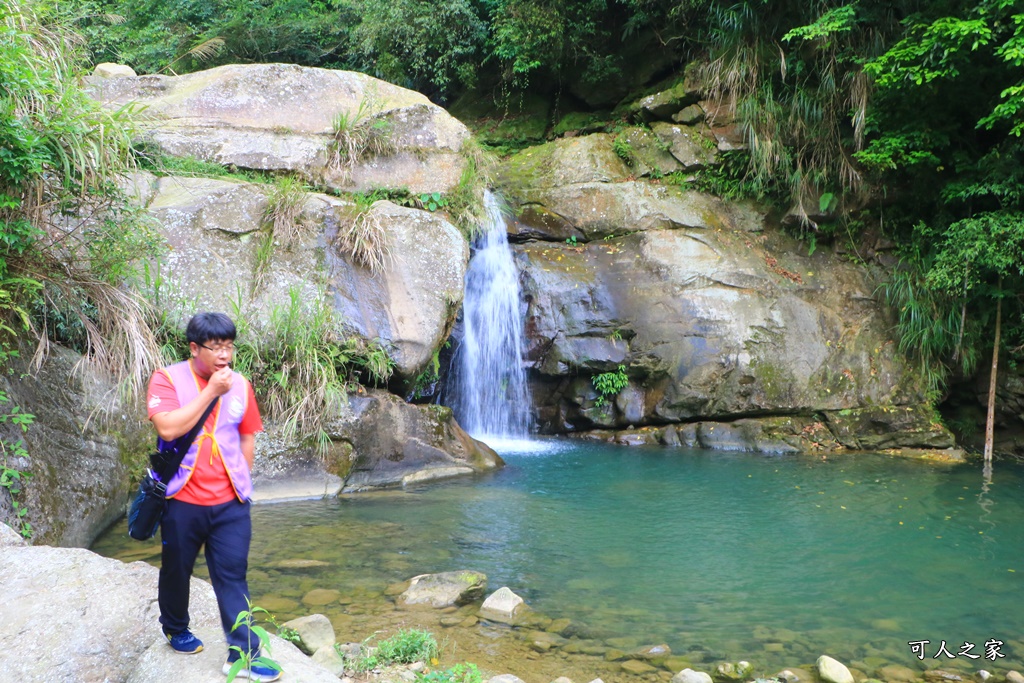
[337,195,393,275]
[326,96,396,183]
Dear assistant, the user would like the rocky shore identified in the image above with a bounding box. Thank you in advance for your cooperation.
[3,516,1020,683]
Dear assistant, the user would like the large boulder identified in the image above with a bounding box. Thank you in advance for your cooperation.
[499,136,940,445]
[0,543,339,682]
[88,63,470,195]
[0,544,216,681]
[516,225,930,437]
[398,570,488,608]
[0,346,149,547]
[139,174,467,380]
[317,389,503,491]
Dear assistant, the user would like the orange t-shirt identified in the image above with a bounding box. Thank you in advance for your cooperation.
[147,366,263,505]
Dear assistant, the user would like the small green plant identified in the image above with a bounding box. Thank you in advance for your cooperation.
[419,192,447,211]
[592,364,629,407]
[418,663,482,683]
[225,600,282,683]
[0,392,34,538]
[339,629,440,672]
[565,236,578,247]
[612,132,637,166]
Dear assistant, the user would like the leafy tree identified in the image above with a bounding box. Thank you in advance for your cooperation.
[351,0,486,99]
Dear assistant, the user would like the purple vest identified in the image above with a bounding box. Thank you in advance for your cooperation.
[161,360,253,502]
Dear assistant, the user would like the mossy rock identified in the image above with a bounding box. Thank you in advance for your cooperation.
[551,111,614,138]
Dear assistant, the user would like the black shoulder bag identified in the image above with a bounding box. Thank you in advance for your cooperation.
[127,398,219,541]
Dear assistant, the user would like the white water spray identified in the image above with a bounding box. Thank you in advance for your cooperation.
[452,192,531,443]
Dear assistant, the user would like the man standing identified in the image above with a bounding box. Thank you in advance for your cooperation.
[147,312,281,682]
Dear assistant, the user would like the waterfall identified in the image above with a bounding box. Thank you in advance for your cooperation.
[451,192,531,442]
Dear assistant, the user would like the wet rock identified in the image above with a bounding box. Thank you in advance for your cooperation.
[975,671,991,682]
[259,596,301,613]
[282,613,335,656]
[622,660,660,675]
[479,587,526,624]
[714,661,752,681]
[672,668,713,683]
[875,665,919,683]
[302,588,341,606]
[605,649,629,662]
[633,643,672,662]
[551,677,575,683]
[440,615,464,627]
[823,405,955,450]
[924,671,964,682]
[398,570,487,608]
[818,655,855,683]
[1003,673,1023,683]
[272,558,330,571]
[333,392,502,492]
[776,667,814,683]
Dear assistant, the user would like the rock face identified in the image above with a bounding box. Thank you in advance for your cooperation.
[0,347,149,547]
[138,174,468,380]
[0,542,338,682]
[319,389,503,491]
[88,63,470,195]
[495,132,954,449]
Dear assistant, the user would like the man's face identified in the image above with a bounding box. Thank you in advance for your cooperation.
[190,338,234,378]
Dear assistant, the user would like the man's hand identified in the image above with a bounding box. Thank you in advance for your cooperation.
[208,366,234,396]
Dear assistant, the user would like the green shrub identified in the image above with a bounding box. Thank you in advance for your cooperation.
[592,364,629,407]
[340,629,440,672]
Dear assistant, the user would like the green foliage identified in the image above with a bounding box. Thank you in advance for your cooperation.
[419,192,447,212]
[264,175,310,247]
[352,0,486,99]
[612,133,636,166]
[340,629,440,672]
[229,288,394,452]
[2,0,163,401]
[417,663,482,683]
[592,364,628,407]
[565,236,579,247]
[0,388,35,538]
[328,97,395,183]
[226,600,282,683]
[69,0,358,76]
[880,267,971,397]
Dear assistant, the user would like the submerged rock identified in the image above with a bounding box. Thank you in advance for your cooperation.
[398,570,488,608]
[480,587,527,624]
[817,655,855,683]
[674,669,714,683]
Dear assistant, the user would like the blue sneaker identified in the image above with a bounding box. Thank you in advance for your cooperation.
[223,653,282,682]
[164,628,204,654]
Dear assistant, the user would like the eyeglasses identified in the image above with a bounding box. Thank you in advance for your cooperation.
[197,342,235,355]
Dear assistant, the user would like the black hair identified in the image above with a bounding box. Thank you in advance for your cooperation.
[186,312,236,345]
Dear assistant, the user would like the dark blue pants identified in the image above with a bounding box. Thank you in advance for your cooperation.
[159,498,257,656]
